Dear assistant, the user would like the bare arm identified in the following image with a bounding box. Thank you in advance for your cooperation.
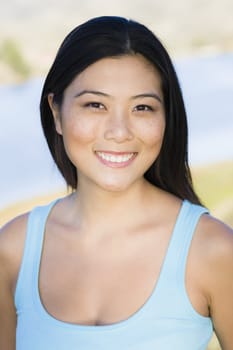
[203,217,233,350]
[0,260,16,349]
[0,215,28,350]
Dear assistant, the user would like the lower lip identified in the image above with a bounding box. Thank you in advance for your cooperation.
[95,152,137,168]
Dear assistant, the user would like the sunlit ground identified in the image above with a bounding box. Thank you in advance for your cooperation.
[192,161,233,227]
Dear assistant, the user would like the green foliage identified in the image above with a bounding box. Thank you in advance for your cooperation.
[0,39,30,79]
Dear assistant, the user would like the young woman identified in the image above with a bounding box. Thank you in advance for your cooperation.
[0,16,232,350]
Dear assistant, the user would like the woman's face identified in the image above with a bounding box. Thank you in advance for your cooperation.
[49,54,166,192]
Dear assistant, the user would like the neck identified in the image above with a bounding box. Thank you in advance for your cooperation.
[68,178,159,238]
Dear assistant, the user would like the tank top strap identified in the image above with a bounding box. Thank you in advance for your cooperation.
[14,199,59,310]
[156,200,209,291]
[175,200,209,284]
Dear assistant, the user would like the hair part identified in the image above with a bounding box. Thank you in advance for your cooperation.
[40,16,201,205]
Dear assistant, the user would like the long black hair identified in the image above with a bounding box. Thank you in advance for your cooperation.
[40,16,201,205]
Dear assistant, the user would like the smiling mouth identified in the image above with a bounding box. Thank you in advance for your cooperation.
[95,151,137,166]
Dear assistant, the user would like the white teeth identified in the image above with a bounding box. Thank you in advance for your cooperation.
[97,152,134,163]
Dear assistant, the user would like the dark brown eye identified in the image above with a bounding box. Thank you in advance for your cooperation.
[134,104,153,112]
[85,102,105,109]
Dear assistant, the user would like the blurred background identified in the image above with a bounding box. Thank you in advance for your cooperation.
[0,2,233,347]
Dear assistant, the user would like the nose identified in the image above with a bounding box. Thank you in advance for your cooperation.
[104,110,134,142]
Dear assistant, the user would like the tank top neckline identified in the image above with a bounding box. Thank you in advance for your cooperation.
[31,199,205,332]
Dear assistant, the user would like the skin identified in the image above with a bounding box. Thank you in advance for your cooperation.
[0,55,233,349]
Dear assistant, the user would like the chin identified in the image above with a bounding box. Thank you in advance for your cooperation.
[97,177,140,193]
[100,183,129,193]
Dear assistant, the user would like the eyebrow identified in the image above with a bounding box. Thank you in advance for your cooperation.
[74,90,109,98]
[74,90,163,104]
[131,93,163,104]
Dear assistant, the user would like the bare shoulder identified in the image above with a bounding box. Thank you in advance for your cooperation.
[0,213,29,290]
[0,213,29,349]
[194,214,233,284]
[196,213,233,262]
[0,212,29,251]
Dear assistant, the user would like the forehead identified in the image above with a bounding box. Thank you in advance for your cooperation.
[67,54,162,93]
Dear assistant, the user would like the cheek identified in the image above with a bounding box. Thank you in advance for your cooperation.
[62,115,97,145]
[137,118,165,147]
[61,116,97,168]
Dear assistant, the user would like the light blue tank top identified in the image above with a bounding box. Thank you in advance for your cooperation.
[15,199,213,349]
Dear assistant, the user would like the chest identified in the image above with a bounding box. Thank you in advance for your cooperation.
[39,227,170,325]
